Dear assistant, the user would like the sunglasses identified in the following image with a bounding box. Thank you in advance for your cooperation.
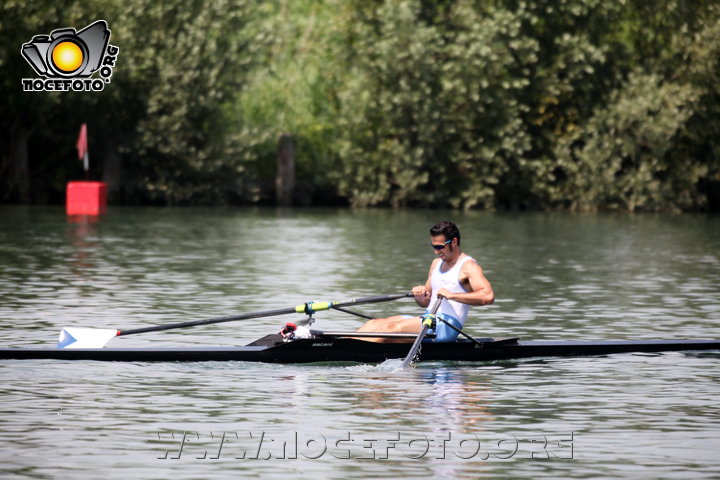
[431,239,452,250]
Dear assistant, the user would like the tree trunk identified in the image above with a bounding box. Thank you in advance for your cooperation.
[2,124,32,203]
[276,134,295,206]
[102,136,122,202]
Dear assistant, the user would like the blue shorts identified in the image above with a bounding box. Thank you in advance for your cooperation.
[425,313,463,343]
[401,313,463,343]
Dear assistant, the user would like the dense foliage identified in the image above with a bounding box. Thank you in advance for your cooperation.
[1,0,719,211]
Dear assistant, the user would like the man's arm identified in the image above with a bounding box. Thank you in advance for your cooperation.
[437,260,494,306]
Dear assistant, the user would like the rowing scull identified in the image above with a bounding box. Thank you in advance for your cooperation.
[0,335,718,364]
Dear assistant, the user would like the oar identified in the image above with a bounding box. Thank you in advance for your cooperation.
[400,296,443,368]
[330,306,374,319]
[57,293,412,349]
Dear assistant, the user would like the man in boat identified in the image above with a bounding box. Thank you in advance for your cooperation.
[356,221,494,342]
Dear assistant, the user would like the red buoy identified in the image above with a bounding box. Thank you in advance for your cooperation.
[66,181,107,215]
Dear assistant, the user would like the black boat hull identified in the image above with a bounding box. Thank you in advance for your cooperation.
[0,337,718,364]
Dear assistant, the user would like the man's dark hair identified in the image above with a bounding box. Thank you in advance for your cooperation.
[430,221,460,245]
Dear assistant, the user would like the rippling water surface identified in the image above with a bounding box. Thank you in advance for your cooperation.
[1,207,718,479]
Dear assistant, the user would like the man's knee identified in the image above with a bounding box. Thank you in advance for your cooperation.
[385,317,420,334]
[367,318,404,333]
[357,318,385,332]
[367,318,385,329]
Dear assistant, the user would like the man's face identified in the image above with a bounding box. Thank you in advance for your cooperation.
[430,235,454,260]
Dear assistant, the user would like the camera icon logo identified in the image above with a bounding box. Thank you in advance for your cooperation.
[21,20,119,92]
[22,20,110,78]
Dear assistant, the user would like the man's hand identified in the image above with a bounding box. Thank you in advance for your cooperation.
[411,285,430,298]
[411,284,431,308]
[437,288,453,301]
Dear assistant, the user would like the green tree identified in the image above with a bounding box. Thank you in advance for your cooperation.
[551,3,720,211]
[2,0,719,211]
[106,0,268,204]
[0,2,75,203]
[234,0,344,204]
[0,0,268,205]
[332,0,537,209]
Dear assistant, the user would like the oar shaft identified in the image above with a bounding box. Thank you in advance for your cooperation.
[435,317,486,348]
[118,307,295,336]
[401,296,442,368]
[118,293,412,337]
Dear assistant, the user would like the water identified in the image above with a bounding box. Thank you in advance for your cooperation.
[1,206,719,479]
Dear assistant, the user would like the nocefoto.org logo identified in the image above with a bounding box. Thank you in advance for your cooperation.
[21,20,119,92]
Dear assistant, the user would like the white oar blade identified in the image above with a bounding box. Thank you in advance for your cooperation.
[57,327,118,349]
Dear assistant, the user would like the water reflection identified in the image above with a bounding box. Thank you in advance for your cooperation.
[415,367,495,430]
[66,214,100,275]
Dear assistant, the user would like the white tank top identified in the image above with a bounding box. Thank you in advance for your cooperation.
[429,255,474,326]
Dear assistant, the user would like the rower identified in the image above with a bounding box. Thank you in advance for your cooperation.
[356,221,494,343]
